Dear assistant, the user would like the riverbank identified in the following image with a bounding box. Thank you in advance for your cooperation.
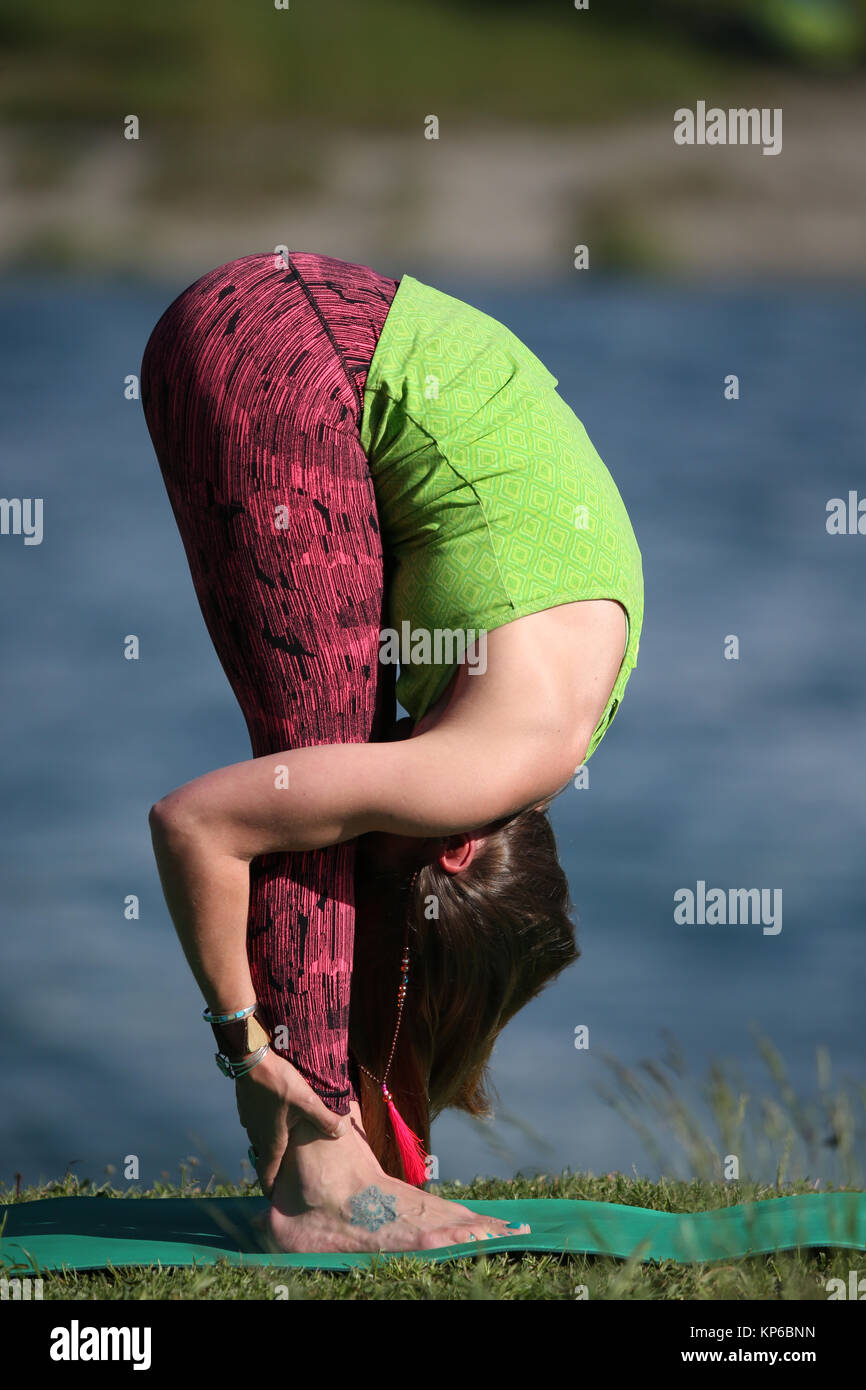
[5,1,865,279]
[4,75,865,281]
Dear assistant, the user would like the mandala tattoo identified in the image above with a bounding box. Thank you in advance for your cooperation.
[346,1185,399,1231]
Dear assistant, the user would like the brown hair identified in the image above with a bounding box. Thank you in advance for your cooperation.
[349,807,579,1179]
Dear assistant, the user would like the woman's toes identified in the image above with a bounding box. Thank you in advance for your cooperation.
[419,1223,474,1250]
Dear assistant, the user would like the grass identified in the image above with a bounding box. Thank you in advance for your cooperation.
[1,1168,861,1301]
[591,1032,865,1192]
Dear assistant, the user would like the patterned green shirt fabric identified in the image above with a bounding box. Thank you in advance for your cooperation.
[360,273,644,760]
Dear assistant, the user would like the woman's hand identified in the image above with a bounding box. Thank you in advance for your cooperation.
[234,1048,349,1198]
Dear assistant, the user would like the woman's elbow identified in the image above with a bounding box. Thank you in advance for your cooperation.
[148,787,205,851]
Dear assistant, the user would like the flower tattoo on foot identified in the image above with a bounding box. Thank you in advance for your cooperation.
[345,1185,399,1231]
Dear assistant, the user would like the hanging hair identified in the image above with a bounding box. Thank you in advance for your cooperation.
[349,806,579,1179]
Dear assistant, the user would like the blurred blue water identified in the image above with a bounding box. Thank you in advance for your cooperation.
[1,270,864,1190]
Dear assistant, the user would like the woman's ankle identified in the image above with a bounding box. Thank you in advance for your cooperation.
[271,1110,382,1211]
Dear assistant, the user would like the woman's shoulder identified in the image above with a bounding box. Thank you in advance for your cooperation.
[445,605,624,759]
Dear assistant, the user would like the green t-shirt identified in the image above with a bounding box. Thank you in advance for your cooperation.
[360,273,644,760]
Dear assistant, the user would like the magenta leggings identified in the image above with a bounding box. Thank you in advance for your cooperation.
[140,251,399,1114]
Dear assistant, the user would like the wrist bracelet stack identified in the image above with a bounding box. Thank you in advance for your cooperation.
[203,1002,272,1080]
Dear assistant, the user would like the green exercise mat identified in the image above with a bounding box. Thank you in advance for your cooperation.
[2,1193,864,1271]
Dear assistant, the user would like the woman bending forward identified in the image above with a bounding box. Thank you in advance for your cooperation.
[141,251,643,1253]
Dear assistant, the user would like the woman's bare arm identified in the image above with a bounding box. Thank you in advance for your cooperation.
[150,719,583,863]
[151,599,621,861]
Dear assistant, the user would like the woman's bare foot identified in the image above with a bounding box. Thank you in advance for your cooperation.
[261,1105,530,1254]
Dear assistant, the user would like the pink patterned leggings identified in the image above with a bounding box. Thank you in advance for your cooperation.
[140,251,399,1114]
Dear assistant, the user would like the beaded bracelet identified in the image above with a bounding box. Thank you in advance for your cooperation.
[203,1003,258,1026]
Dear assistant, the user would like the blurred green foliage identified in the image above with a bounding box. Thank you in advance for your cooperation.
[464,0,866,67]
[2,0,849,129]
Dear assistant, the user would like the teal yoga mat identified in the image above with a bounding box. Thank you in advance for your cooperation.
[2,1194,864,1271]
